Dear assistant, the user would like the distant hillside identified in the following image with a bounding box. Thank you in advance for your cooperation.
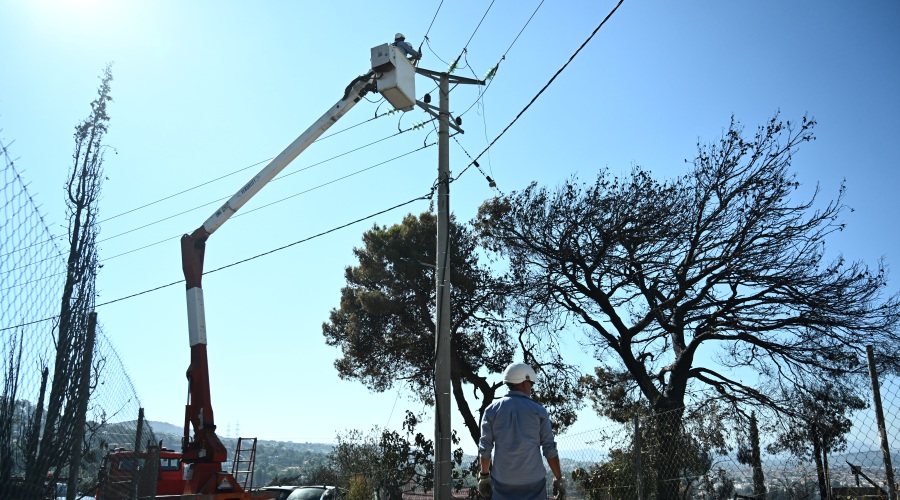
[146,420,183,437]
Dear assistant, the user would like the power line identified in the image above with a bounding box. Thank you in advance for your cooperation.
[1,113,396,261]
[98,157,271,225]
[237,141,436,218]
[456,0,625,182]
[0,190,434,332]
[422,0,445,43]
[99,112,392,225]
[500,0,545,60]
[445,0,497,76]
[462,0,495,51]
[457,0,547,120]
[2,140,439,283]
[2,122,436,275]
[417,0,447,64]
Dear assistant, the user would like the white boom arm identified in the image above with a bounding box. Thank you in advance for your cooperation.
[202,74,375,236]
[178,46,416,494]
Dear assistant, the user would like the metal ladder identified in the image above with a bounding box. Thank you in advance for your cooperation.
[231,437,259,490]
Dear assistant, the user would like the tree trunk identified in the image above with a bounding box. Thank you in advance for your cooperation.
[749,412,767,497]
[23,367,49,499]
[811,426,828,500]
[0,333,24,488]
[650,401,687,500]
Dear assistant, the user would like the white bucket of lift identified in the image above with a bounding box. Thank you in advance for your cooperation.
[370,43,416,112]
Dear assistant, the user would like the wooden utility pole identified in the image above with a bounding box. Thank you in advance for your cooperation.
[415,67,483,500]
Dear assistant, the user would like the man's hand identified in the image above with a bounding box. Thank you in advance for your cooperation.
[553,477,567,499]
[478,473,492,499]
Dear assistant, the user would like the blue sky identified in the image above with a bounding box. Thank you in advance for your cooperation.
[1,0,898,453]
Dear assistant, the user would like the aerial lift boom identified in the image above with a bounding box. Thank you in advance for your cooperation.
[177,44,416,497]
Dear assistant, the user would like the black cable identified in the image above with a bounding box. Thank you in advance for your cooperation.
[99,157,270,224]
[235,141,436,218]
[462,0,496,51]
[422,0,445,43]
[3,111,395,262]
[457,0,546,120]
[424,37,451,67]
[444,0,496,76]
[500,0,545,60]
[201,191,433,279]
[0,191,435,332]
[101,111,391,226]
[456,0,625,181]
[3,122,437,276]
[417,0,446,65]
[3,139,438,286]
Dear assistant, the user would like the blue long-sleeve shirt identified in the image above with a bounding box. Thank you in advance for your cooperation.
[393,40,420,59]
[478,390,558,486]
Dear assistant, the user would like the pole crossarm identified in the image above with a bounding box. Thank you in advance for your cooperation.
[415,67,485,86]
[416,100,465,134]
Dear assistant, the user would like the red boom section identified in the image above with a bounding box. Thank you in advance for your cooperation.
[180,228,231,488]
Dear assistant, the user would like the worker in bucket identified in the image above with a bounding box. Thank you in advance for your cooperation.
[393,33,421,61]
[478,362,567,500]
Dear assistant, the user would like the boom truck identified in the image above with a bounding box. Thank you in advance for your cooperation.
[113,44,416,500]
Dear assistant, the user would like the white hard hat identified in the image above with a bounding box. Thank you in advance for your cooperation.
[503,362,538,385]
[395,33,405,40]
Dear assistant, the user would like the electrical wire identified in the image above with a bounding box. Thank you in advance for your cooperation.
[0,190,435,332]
[98,157,270,225]
[417,0,446,66]
[455,0,625,182]
[2,121,437,276]
[457,0,547,121]
[462,0,495,51]
[100,112,390,225]
[444,0,496,77]
[500,0,545,60]
[2,139,439,285]
[423,37,451,68]
[2,112,395,261]
[100,113,388,223]
[422,0,444,43]
[452,0,549,183]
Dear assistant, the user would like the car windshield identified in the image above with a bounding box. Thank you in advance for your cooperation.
[286,487,327,500]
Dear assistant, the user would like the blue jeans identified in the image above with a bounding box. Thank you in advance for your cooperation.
[492,477,547,500]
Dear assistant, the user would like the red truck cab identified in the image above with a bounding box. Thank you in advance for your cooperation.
[96,445,186,498]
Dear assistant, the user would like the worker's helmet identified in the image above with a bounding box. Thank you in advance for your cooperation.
[395,33,405,41]
[503,362,538,385]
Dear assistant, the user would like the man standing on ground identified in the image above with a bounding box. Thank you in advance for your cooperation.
[478,362,567,499]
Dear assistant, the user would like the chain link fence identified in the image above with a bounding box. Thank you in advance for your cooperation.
[2,137,158,499]
[555,368,898,500]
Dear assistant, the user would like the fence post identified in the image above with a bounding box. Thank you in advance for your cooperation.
[866,345,897,500]
[66,312,97,500]
[131,408,144,500]
[634,414,644,500]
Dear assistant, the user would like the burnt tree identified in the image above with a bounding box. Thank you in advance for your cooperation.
[476,115,900,500]
[22,65,112,498]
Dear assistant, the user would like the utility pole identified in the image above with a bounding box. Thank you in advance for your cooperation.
[415,67,483,500]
